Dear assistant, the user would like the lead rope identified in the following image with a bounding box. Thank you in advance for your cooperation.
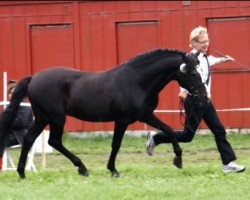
[179,98,185,126]
[178,97,201,133]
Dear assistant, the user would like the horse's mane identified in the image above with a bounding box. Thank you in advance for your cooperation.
[125,48,185,66]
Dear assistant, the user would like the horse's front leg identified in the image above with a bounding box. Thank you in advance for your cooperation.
[143,114,182,169]
[107,120,128,177]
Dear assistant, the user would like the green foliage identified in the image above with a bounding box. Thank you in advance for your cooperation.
[1,133,250,200]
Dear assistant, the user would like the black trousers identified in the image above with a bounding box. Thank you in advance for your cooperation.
[154,96,236,165]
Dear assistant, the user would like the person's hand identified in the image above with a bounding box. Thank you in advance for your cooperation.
[222,55,235,62]
[178,90,188,99]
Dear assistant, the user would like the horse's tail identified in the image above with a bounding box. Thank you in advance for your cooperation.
[0,76,32,157]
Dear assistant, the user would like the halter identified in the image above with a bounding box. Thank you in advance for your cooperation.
[178,67,209,127]
[188,82,206,97]
[182,65,209,104]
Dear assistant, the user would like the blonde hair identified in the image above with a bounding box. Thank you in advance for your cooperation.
[189,26,208,42]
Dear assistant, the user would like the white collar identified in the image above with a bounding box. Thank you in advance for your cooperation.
[191,49,207,59]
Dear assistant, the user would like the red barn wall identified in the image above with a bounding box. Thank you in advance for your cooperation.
[0,1,250,131]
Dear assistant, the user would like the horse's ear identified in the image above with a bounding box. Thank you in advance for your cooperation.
[180,53,189,73]
[180,63,188,73]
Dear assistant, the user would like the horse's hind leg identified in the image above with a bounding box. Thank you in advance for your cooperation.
[17,120,47,178]
[144,114,182,168]
[48,118,88,176]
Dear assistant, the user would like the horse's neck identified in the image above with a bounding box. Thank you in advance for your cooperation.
[136,59,179,93]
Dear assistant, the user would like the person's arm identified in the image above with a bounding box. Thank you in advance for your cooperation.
[209,55,235,66]
[220,55,235,62]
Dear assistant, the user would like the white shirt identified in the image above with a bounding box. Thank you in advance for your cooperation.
[180,49,221,98]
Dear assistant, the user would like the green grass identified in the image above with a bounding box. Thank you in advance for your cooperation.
[1,133,250,200]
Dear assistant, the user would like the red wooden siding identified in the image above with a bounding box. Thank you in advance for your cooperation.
[116,21,160,63]
[208,17,250,128]
[0,1,250,131]
[116,21,160,130]
[30,24,74,73]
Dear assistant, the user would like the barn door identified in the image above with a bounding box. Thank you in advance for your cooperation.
[29,23,82,131]
[208,17,250,127]
[116,21,160,64]
[30,23,74,73]
[116,21,160,130]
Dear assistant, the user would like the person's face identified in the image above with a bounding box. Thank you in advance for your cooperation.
[8,88,14,100]
[191,33,210,53]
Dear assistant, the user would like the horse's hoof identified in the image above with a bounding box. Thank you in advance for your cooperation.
[78,168,89,177]
[111,170,120,178]
[173,157,183,169]
[18,171,26,179]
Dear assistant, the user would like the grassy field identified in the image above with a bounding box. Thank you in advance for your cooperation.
[0,132,250,200]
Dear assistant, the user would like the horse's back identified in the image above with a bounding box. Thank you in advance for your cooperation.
[32,67,83,81]
[27,67,85,112]
[29,67,84,92]
[27,67,117,120]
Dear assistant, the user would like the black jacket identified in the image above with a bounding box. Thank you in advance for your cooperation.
[7,105,33,146]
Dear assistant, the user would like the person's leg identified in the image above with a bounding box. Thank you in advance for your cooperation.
[203,101,236,164]
[7,132,20,147]
[155,97,202,144]
[1,133,20,171]
[146,97,202,155]
[7,138,19,147]
[203,101,245,172]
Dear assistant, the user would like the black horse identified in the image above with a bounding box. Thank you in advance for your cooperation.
[0,49,207,178]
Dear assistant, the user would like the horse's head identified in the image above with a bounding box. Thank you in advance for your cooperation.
[177,51,208,105]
